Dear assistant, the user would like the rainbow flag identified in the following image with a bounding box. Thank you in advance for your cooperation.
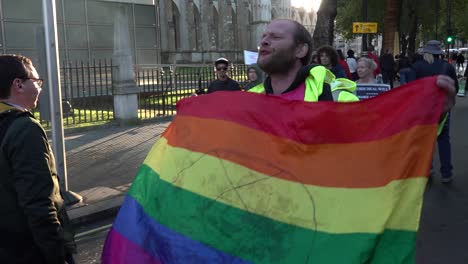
[102,77,444,264]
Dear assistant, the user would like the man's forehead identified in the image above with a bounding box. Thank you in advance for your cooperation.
[265,20,295,34]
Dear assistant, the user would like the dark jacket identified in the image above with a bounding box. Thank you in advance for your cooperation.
[398,55,411,70]
[0,103,76,264]
[331,64,347,78]
[380,53,395,72]
[457,54,465,64]
[243,65,264,91]
[207,78,241,94]
[412,58,459,93]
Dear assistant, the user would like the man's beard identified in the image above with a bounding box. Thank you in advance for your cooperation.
[258,48,297,75]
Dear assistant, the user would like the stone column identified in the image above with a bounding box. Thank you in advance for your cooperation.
[159,0,169,51]
[271,0,291,18]
[177,1,190,51]
[113,5,139,125]
[235,1,250,50]
[221,0,235,50]
[250,0,271,50]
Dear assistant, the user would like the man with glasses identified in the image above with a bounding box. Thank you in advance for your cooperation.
[0,55,76,264]
[206,57,241,94]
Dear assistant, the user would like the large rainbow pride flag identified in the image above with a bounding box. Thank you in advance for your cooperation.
[102,77,444,264]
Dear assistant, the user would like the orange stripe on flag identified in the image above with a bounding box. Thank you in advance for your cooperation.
[164,116,436,188]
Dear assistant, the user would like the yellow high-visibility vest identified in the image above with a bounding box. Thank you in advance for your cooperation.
[249,65,359,103]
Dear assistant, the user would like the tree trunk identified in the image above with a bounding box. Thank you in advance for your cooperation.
[382,0,400,53]
[400,33,408,56]
[407,13,418,56]
[312,0,338,50]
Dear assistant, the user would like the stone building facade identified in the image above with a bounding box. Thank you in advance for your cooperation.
[158,0,316,64]
[0,0,316,65]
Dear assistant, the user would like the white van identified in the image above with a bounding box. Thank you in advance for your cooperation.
[459,47,468,56]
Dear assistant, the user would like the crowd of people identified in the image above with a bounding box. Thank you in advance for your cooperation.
[202,40,466,96]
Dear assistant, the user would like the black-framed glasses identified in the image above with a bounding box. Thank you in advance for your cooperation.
[21,77,44,88]
[216,67,228,71]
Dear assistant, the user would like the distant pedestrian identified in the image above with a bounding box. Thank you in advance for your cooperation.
[317,45,347,78]
[0,54,76,263]
[380,49,396,88]
[346,49,358,80]
[356,57,379,84]
[198,57,241,94]
[243,64,263,91]
[367,48,381,77]
[450,52,458,66]
[464,66,468,96]
[412,40,459,183]
[398,54,414,85]
[456,53,465,72]
[337,49,352,79]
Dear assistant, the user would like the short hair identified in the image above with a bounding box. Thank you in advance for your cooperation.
[358,57,377,71]
[289,20,313,65]
[317,45,339,66]
[0,55,33,99]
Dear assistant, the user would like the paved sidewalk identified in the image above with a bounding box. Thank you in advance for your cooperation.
[65,119,171,225]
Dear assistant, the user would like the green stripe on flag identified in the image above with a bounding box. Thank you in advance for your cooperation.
[128,164,417,264]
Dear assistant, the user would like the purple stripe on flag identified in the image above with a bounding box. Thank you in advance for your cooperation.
[102,228,162,264]
[104,195,251,264]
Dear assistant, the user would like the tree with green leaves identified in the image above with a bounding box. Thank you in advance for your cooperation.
[335,0,467,55]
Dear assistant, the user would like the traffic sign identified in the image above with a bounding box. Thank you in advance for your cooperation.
[353,22,378,34]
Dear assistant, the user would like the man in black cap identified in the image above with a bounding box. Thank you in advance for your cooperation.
[412,40,458,183]
[205,58,241,94]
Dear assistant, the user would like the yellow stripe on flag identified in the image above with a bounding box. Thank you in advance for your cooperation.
[143,138,427,234]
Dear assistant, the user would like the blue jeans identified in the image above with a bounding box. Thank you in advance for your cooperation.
[437,112,453,178]
[399,68,414,85]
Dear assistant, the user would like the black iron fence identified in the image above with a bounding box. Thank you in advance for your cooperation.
[35,59,115,128]
[61,60,115,125]
[135,64,249,119]
[36,61,250,128]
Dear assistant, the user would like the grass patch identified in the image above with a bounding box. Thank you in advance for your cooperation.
[34,108,115,129]
[139,89,193,107]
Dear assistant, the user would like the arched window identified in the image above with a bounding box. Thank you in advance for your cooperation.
[171,1,180,50]
[211,6,219,49]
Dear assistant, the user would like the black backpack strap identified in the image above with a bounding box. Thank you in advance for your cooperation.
[0,110,31,144]
[318,83,333,101]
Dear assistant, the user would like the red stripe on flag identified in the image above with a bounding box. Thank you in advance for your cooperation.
[175,77,444,144]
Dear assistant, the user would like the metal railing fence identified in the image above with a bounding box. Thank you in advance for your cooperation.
[35,61,251,128]
[35,59,115,128]
[136,64,250,119]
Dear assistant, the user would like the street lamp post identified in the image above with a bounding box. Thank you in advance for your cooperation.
[362,0,368,52]
[448,0,452,49]
[42,0,82,205]
[435,0,439,39]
